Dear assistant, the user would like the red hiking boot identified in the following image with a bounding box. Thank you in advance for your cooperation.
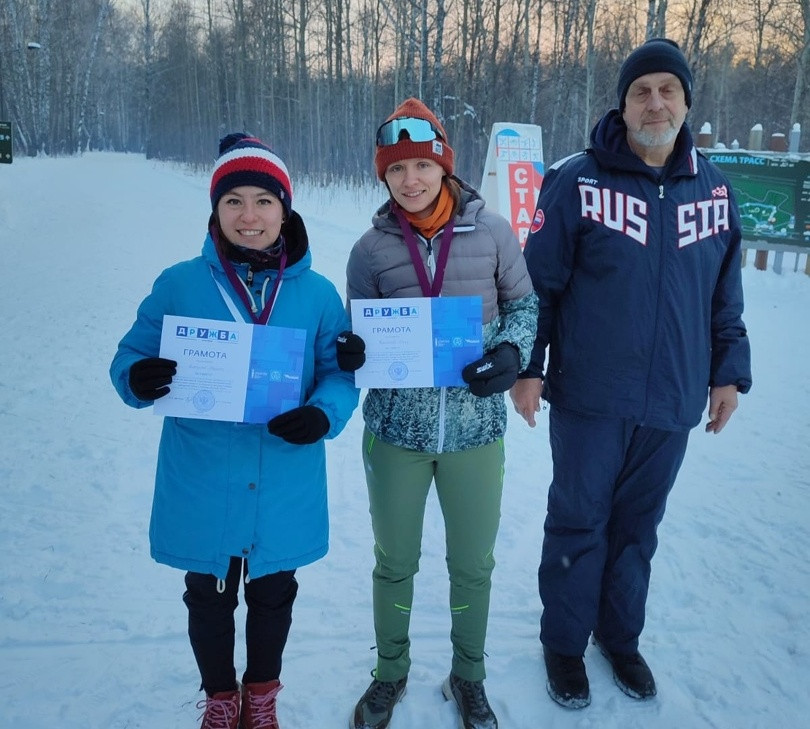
[241,680,283,729]
[196,689,240,729]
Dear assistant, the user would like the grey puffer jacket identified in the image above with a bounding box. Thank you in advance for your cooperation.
[346,179,538,452]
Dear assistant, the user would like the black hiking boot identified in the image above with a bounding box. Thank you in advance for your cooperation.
[442,674,498,729]
[543,647,591,709]
[351,676,407,729]
[593,637,657,699]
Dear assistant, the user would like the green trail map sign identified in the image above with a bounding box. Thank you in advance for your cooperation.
[706,151,810,249]
[0,121,11,163]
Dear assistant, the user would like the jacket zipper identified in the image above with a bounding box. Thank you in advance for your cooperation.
[234,264,273,315]
[419,231,445,452]
[425,238,436,280]
[643,180,667,424]
[437,387,446,453]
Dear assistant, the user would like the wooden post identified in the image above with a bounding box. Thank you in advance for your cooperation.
[697,122,713,148]
[748,124,763,151]
[769,133,787,152]
[748,125,768,271]
[789,123,801,154]
[768,133,787,273]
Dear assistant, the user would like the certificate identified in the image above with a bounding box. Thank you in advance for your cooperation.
[154,315,306,423]
[350,296,482,388]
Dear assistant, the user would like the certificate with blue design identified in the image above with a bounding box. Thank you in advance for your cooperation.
[154,315,306,423]
[350,296,482,388]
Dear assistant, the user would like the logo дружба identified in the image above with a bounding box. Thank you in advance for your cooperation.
[362,306,420,318]
[175,325,238,342]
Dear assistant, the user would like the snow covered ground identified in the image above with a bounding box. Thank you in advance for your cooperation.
[1,152,808,728]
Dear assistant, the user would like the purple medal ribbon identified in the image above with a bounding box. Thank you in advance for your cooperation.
[393,205,454,297]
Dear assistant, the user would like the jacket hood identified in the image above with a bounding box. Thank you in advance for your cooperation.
[202,215,314,278]
[202,220,312,278]
[589,108,697,179]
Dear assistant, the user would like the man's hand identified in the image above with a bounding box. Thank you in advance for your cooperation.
[705,384,738,434]
[509,377,544,427]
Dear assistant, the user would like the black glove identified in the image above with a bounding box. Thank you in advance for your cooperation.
[462,343,521,397]
[267,405,330,444]
[129,357,177,401]
[336,330,366,372]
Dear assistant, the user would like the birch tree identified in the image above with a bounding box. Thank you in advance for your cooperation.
[75,0,112,152]
[791,0,810,128]
[4,0,52,154]
[140,0,156,156]
[646,0,668,38]
[583,0,599,137]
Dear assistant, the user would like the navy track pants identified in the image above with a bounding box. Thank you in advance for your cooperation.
[539,405,689,656]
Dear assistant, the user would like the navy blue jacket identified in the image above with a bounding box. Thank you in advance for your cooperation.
[523,110,752,431]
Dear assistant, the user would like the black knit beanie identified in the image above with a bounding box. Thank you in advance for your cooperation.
[616,38,693,111]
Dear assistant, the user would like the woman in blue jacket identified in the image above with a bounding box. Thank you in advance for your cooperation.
[110,133,358,729]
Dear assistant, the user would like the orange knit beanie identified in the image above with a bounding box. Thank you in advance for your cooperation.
[374,97,455,180]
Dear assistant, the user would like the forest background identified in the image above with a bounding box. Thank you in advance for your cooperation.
[2,0,809,184]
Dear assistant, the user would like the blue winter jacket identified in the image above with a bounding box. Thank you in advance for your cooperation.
[110,224,359,579]
[522,111,752,431]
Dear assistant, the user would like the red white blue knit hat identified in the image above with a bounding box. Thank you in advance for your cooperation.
[210,133,293,216]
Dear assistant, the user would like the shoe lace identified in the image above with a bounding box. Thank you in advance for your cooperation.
[196,693,239,729]
[453,677,490,717]
[244,683,282,728]
[367,680,402,710]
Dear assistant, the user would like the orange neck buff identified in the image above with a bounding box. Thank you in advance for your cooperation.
[402,182,455,239]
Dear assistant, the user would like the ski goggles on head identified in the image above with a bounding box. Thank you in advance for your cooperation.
[376,117,445,146]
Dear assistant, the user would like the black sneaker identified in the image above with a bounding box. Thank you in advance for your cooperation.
[593,639,657,699]
[441,674,498,729]
[543,647,591,709]
[351,676,407,729]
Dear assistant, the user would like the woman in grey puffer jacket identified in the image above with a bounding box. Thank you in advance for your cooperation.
[341,98,538,729]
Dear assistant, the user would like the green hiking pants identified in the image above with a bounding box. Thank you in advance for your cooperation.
[362,427,504,682]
